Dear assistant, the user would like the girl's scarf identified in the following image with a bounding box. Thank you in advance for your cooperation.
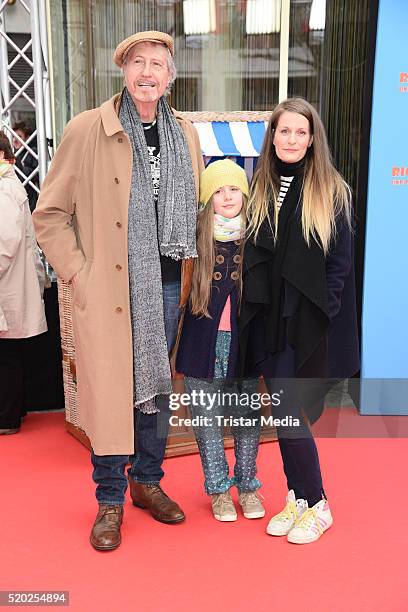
[214,213,244,242]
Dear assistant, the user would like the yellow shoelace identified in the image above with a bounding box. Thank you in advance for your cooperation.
[276,501,298,522]
[294,507,324,535]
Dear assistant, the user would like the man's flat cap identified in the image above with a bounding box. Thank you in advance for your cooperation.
[113,31,174,67]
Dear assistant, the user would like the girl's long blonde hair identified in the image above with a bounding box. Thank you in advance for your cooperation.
[190,197,247,318]
[247,98,352,254]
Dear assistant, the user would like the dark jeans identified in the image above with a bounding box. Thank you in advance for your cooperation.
[265,377,326,508]
[91,281,180,505]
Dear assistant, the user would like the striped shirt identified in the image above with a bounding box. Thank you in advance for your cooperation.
[277,175,294,212]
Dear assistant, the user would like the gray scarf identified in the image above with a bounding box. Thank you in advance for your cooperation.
[119,89,197,413]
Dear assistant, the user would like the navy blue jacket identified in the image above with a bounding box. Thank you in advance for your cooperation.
[176,241,241,379]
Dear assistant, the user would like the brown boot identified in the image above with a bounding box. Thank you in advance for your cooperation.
[128,477,185,524]
[90,504,123,551]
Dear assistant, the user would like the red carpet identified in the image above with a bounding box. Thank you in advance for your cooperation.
[1,412,407,612]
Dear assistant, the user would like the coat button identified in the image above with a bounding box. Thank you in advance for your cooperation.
[114,177,120,184]
[215,254,224,264]
[118,137,123,143]
[116,221,122,228]
[115,306,123,313]
[115,264,122,271]
[213,271,222,281]
[233,254,242,264]
[231,271,239,281]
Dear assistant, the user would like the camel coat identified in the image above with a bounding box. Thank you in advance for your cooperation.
[0,164,47,339]
[33,94,203,454]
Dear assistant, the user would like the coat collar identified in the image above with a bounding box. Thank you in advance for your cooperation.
[100,91,189,137]
[100,94,124,136]
[0,163,28,205]
[0,161,16,180]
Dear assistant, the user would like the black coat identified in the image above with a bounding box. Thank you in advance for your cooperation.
[15,146,39,212]
[239,207,360,423]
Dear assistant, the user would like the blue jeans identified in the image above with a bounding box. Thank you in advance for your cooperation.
[91,281,180,505]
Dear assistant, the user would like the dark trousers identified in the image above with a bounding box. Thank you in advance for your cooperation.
[0,285,64,425]
[0,339,24,429]
[22,284,64,411]
[91,281,180,505]
[265,377,326,508]
[277,435,325,508]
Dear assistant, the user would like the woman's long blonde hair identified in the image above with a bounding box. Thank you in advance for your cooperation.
[190,197,247,318]
[247,98,352,254]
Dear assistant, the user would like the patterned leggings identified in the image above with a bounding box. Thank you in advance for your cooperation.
[185,331,261,495]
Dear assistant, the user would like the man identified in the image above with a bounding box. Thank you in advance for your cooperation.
[12,121,39,212]
[33,31,203,551]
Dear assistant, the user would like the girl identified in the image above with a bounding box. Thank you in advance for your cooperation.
[176,159,264,522]
[239,99,359,543]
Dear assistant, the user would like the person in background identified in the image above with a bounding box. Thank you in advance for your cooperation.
[12,120,39,212]
[177,159,264,522]
[239,98,359,544]
[0,130,47,434]
[33,31,203,551]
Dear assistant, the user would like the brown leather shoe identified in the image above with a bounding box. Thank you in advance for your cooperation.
[128,477,185,524]
[90,504,123,551]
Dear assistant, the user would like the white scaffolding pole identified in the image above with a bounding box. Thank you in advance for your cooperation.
[0,0,52,188]
[30,0,48,183]
[0,5,11,126]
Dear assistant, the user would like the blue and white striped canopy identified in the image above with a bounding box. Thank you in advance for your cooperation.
[193,121,268,157]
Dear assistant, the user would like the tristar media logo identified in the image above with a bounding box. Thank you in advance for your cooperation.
[392,166,408,185]
[400,72,408,92]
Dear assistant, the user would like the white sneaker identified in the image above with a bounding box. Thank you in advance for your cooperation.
[287,499,333,544]
[238,491,266,519]
[266,490,308,536]
[211,492,237,522]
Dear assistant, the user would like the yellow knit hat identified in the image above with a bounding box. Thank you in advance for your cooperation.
[199,159,249,206]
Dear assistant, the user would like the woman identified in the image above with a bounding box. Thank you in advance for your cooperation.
[0,131,47,434]
[239,98,359,544]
